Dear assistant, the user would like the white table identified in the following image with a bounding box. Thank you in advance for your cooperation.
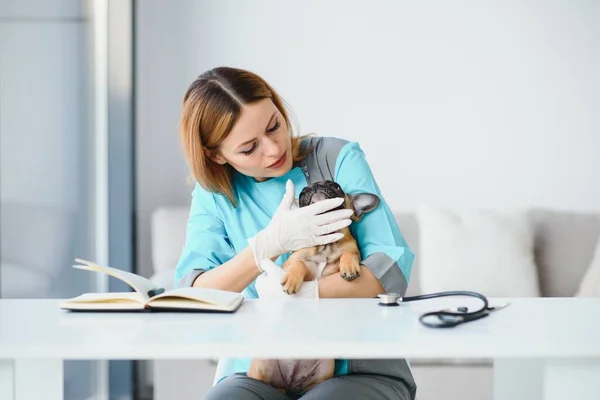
[1,297,599,400]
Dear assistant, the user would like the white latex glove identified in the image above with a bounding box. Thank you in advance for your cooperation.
[255,259,319,299]
[247,179,353,271]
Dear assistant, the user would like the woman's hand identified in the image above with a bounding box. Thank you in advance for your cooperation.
[248,179,353,270]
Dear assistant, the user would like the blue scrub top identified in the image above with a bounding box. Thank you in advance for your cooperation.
[174,136,414,383]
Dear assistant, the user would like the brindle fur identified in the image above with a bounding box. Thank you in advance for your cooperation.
[248,181,379,394]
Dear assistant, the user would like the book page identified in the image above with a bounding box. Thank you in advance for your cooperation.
[64,292,143,303]
[149,287,243,307]
[59,292,145,310]
[74,258,159,302]
[148,296,243,312]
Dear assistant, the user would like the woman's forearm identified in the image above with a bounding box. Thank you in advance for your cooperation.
[192,246,262,292]
[191,248,386,297]
[318,265,385,298]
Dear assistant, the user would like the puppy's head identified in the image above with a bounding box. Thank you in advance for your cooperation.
[298,180,380,222]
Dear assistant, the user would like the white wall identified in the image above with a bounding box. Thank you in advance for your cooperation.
[136,0,600,277]
[0,1,87,210]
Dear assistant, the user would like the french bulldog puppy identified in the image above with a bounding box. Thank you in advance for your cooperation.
[247,180,380,395]
[280,180,380,293]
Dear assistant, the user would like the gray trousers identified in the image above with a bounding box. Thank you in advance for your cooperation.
[201,372,413,400]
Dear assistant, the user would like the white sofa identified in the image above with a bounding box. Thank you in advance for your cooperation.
[149,206,599,400]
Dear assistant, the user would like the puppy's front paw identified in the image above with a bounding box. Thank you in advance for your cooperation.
[281,271,303,294]
[339,252,361,281]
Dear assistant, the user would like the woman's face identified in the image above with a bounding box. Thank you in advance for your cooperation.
[213,98,293,181]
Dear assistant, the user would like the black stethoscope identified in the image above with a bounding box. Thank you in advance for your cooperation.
[377,291,510,328]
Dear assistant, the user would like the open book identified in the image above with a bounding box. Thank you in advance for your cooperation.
[59,259,244,313]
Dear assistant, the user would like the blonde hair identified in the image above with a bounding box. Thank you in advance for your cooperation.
[179,67,311,206]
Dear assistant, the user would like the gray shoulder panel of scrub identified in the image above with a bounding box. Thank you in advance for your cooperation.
[300,136,349,183]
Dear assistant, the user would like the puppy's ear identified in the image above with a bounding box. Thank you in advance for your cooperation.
[348,193,380,221]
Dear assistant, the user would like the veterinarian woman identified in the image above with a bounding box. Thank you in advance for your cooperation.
[175,66,417,400]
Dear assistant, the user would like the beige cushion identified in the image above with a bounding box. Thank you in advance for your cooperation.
[151,207,190,273]
[529,209,600,296]
[415,206,540,297]
[394,213,421,297]
[575,237,600,297]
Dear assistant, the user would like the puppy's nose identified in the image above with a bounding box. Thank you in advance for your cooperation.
[310,192,329,203]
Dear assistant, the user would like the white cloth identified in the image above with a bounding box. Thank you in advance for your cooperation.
[255,259,320,299]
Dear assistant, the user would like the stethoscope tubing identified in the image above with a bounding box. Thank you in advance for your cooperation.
[379,290,505,328]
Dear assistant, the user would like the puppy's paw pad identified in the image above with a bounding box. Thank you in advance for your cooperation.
[339,262,361,281]
[281,274,303,294]
[340,271,360,281]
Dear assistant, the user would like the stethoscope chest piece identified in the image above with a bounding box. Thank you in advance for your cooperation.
[377,293,402,306]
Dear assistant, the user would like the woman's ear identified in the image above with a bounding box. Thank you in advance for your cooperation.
[213,155,227,165]
[349,193,380,220]
[205,149,227,165]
